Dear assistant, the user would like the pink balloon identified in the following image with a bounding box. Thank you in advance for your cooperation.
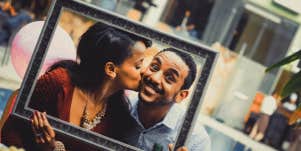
[11,21,76,79]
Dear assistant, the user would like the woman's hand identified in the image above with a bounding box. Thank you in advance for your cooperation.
[31,111,56,150]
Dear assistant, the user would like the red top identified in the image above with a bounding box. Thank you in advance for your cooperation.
[2,68,131,150]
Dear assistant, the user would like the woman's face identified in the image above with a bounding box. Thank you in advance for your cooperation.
[116,41,147,91]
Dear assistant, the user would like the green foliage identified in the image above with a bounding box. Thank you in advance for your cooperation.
[266,50,301,126]
[266,49,301,72]
[266,49,301,97]
[282,70,301,97]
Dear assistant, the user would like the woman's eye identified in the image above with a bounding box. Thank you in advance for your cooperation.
[135,65,141,69]
[135,59,144,70]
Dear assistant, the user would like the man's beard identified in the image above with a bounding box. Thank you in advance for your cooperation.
[138,76,174,106]
[141,76,164,95]
[138,93,175,107]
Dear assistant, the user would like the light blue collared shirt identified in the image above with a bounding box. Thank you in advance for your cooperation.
[122,94,211,151]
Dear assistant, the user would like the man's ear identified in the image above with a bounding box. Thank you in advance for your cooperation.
[175,90,189,103]
[104,62,117,79]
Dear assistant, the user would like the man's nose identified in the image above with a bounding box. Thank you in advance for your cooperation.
[149,71,162,84]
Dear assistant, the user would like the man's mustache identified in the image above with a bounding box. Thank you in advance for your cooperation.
[142,77,164,95]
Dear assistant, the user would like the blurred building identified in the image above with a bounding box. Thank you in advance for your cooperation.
[1,0,301,151]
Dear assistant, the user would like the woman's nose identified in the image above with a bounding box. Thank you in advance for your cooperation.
[140,61,149,76]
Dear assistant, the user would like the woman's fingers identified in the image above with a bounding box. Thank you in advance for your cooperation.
[37,111,44,128]
[32,111,39,130]
[31,111,57,146]
[41,112,55,142]
[32,112,44,143]
[33,111,45,134]
[31,121,44,144]
[31,111,51,144]
[42,112,56,138]
[31,121,40,143]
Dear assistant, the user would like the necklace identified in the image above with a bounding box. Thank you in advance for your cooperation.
[80,102,107,130]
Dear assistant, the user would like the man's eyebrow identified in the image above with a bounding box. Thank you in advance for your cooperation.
[154,57,162,65]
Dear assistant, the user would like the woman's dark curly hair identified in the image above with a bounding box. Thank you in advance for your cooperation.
[48,22,152,93]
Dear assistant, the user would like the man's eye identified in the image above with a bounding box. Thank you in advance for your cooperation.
[165,74,175,83]
[150,64,159,71]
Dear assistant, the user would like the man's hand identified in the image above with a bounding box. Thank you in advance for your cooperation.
[168,144,188,151]
[1,1,17,16]
[186,24,195,31]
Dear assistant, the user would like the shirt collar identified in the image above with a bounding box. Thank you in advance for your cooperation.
[160,103,184,129]
[129,95,185,130]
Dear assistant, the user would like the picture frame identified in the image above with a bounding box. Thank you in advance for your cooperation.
[11,0,218,150]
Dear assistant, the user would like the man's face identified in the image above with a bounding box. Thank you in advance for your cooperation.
[139,51,189,106]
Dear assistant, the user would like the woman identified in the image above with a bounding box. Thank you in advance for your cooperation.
[2,22,151,151]
[249,91,280,141]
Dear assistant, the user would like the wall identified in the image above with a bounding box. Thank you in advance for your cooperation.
[247,0,301,72]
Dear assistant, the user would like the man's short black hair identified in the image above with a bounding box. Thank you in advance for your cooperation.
[159,48,197,90]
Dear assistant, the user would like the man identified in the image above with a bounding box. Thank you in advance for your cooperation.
[122,48,211,151]
[249,90,280,141]
[0,0,32,45]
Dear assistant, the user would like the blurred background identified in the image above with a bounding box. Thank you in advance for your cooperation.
[0,0,301,151]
